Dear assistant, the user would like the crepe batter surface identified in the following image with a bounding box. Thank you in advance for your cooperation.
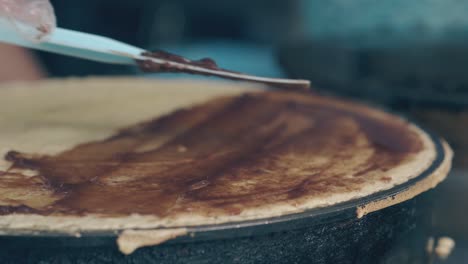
[0,78,449,231]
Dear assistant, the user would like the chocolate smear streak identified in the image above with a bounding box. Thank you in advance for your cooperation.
[2,92,422,217]
[137,50,311,91]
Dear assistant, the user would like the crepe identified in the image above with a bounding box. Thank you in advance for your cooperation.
[0,78,451,232]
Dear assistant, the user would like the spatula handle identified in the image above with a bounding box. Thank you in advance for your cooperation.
[0,24,140,64]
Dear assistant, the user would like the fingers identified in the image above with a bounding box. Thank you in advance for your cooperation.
[0,0,56,42]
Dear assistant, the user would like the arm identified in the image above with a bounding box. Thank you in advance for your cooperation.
[0,44,44,82]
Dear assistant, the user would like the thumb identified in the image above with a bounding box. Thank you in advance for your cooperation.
[0,0,56,42]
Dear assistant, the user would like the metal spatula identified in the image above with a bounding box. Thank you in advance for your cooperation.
[0,26,310,90]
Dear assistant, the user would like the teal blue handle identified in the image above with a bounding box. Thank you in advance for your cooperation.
[0,25,144,65]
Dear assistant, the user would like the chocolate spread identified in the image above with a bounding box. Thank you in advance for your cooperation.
[137,50,310,90]
[2,91,422,217]
[139,50,227,72]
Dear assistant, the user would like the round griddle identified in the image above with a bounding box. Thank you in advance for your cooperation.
[0,78,451,264]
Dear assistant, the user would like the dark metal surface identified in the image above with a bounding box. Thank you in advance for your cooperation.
[0,192,434,264]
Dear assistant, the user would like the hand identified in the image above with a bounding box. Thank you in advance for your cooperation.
[0,0,56,42]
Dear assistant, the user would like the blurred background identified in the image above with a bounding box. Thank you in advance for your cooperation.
[1,0,467,262]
